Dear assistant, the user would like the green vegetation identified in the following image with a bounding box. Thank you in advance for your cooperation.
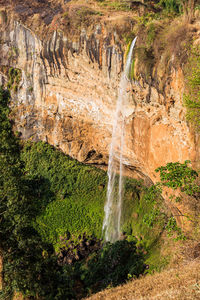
[155,160,200,240]
[21,142,167,254]
[95,0,196,15]
[79,240,144,292]
[122,182,166,249]
[146,22,156,47]
[21,141,107,249]
[158,0,182,14]
[1,82,196,298]
[0,87,147,298]
[21,141,174,279]
[7,67,21,93]
[0,87,75,299]
[96,0,132,11]
[155,160,199,198]
[129,58,135,80]
[105,1,131,11]
[165,216,186,240]
[122,160,198,258]
[121,180,176,273]
[184,46,200,131]
[8,46,18,60]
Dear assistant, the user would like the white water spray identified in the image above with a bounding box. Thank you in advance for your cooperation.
[102,37,137,242]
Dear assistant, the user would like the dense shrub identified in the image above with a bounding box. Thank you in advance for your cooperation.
[0,87,75,299]
[0,85,177,298]
[78,240,145,292]
[155,161,199,195]
[158,0,182,14]
[21,141,107,249]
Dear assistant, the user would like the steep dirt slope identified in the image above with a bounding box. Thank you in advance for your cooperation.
[87,258,200,300]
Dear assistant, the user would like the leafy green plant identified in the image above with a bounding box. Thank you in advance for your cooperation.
[157,0,182,14]
[121,179,166,256]
[165,217,186,240]
[155,160,199,196]
[0,86,167,298]
[155,160,200,241]
[143,208,161,228]
[0,87,75,299]
[21,141,107,249]
[78,240,144,292]
[141,183,165,229]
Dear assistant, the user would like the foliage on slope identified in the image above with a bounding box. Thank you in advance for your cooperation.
[87,257,200,300]
[21,140,170,263]
[0,87,147,298]
[21,141,107,250]
[1,85,196,298]
[0,87,75,299]
[184,45,200,131]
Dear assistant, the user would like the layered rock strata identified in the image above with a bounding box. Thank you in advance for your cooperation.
[0,11,198,225]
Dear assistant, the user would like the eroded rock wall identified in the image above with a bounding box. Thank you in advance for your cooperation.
[0,11,197,186]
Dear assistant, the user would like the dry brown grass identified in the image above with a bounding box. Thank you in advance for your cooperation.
[86,259,200,300]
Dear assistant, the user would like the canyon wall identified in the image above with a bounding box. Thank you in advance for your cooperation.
[0,9,197,191]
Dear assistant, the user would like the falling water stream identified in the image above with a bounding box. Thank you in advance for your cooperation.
[102,37,137,242]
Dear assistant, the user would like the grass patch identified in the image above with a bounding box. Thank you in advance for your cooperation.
[122,183,166,250]
[144,241,170,274]
[35,191,105,251]
[158,0,182,15]
[184,45,200,131]
[21,141,107,249]
[97,0,132,11]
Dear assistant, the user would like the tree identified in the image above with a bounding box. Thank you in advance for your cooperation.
[0,87,74,299]
[155,160,199,198]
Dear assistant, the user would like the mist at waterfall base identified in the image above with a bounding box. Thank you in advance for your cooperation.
[102,37,137,243]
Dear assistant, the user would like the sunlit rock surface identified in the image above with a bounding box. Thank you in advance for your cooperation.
[0,8,197,226]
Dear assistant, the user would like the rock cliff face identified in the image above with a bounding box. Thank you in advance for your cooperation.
[0,9,197,201]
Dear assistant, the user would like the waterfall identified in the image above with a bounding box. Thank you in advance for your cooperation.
[102,37,137,242]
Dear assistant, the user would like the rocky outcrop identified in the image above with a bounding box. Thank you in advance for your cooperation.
[0,12,129,166]
[0,7,198,225]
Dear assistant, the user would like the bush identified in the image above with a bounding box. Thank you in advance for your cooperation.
[0,87,75,299]
[21,141,107,249]
[155,160,199,196]
[78,240,145,292]
[158,0,182,14]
